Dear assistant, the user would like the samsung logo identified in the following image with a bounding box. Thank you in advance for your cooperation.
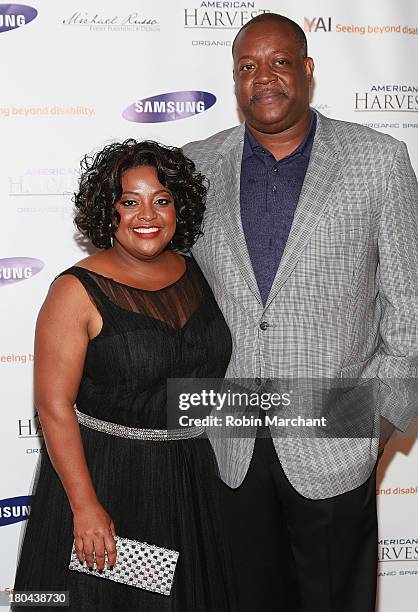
[123,91,216,123]
[136,100,206,114]
[0,257,44,286]
[0,4,38,33]
[0,496,32,526]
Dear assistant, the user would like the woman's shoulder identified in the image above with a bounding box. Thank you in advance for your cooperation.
[72,252,107,272]
[49,255,106,301]
[48,270,91,300]
[55,253,110,284]
[37,271,96,329]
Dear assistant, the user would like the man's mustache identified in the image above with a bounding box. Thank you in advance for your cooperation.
[250,89,288,103]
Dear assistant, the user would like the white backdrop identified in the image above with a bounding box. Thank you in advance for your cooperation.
[1,1,417,609]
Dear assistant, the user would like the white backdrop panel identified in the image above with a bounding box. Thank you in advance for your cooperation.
[1,1,417,608]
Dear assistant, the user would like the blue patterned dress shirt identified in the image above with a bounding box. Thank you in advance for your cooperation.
[240,112,317,305]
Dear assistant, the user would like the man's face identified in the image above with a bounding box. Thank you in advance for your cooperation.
[233,21,314,134]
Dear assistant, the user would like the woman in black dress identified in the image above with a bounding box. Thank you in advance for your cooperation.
[13,140,236,611]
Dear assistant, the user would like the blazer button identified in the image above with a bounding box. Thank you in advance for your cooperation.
[260,321,269,331]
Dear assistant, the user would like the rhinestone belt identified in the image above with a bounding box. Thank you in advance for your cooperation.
[75,408,204,441]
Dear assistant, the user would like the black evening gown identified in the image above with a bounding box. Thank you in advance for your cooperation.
[13,256,236,611]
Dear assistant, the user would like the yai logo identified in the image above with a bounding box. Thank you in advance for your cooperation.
[0,496,32,526]
[303,17,332,33]
[0,257,44,286]
[123,91,216,123]
[0,4,38,34]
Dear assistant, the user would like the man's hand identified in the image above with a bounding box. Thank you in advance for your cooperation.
[379,415,396,455]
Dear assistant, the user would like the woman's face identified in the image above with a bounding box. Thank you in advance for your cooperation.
[113,165,176,260]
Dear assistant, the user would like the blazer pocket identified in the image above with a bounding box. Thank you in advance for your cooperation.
[328,222,364,237]
[339,354,380,379]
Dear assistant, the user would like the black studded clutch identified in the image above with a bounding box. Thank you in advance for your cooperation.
[69,535,179,596]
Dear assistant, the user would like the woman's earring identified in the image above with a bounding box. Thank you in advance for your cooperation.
[109,223,114,247]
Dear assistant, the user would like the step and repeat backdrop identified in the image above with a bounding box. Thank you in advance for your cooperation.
[1,1,417,609]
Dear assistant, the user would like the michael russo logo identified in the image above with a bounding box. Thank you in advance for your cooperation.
[123,91,216,123]
[62,11,159,32]
[0,4,37,33]
[0,257,44,286]
[0,496,32,526]
[184,1,269,29]
[354,84,418,112]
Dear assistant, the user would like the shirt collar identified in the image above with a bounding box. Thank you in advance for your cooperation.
[243,110,317,161]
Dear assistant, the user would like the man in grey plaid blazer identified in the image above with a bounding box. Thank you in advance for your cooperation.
[183,12,418,612]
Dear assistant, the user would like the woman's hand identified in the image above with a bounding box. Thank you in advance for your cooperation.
[73,502,117,571]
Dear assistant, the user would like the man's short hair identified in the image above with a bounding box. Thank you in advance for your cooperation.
[232,13,308,59]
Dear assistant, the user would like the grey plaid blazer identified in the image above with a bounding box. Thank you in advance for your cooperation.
[183,110,418,499]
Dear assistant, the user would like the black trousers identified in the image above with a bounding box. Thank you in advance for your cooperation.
[220,432,378,612]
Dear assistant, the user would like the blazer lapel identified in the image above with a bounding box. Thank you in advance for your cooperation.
[264,111,343,310]
[215,124,262,305]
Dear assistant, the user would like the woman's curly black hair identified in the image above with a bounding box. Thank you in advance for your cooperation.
[73,139,207,252]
